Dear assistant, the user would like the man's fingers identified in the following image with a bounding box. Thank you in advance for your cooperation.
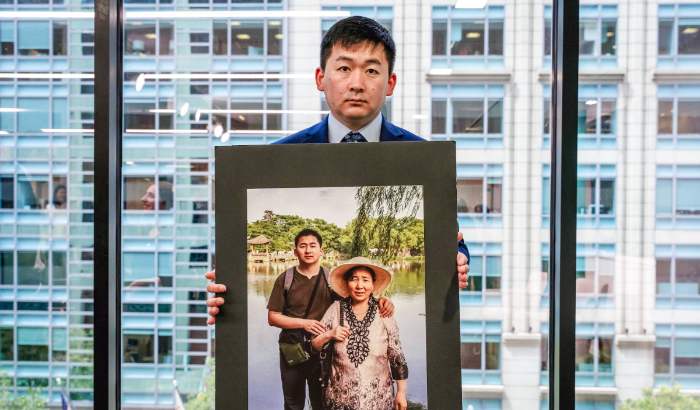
[206,297,225,308]
[206,282,226,293]
[204,270,216,280]
[459,280,468,289]
[458,232,463,242]
[208,306,219,317]
[207,316,215,325]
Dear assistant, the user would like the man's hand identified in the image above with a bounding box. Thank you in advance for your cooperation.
[303,319,326,336]
[205,269,225,325]
[378,297,394,318]
[457,232,470,289]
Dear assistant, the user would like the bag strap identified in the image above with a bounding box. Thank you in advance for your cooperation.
[302,269,323,320]
[283,267,295,296]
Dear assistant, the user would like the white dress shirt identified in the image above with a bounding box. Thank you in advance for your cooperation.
[327,112,383,143]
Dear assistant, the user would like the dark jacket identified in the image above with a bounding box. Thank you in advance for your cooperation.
[272,115,470,263]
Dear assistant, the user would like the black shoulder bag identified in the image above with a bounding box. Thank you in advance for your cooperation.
[319,298,344,392]
[278,270,323,366]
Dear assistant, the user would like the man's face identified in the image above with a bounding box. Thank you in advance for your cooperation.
[316,42,396,129]
[293,235,324,265]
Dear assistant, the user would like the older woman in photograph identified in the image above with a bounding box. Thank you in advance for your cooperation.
[311,257,409,410]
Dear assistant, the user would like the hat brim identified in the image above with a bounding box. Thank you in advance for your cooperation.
[329,259,392,298]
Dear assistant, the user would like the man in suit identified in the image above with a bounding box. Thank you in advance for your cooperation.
[204,17,471,409]
[205,15,470,320]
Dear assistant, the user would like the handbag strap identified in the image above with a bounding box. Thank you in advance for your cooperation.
[302,268,323,320]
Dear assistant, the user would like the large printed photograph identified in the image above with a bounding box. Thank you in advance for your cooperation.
[246,185,428,410]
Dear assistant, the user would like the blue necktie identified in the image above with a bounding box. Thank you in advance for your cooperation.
[341,131,367,143]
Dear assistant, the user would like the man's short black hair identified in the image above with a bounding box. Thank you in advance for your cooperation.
[294,229,323,248]
[321,16,396,74]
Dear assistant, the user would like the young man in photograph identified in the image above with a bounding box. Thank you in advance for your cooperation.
[205,16,470,322]
[263,228,394,410]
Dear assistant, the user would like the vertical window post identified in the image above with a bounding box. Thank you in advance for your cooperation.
[94,0,122,406]
[549,0,578,408]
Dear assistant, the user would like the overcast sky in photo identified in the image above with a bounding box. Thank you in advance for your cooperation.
[247,186,424,227]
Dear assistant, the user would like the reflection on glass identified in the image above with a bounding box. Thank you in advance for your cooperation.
[577,179,596,214]
[601,20,616,56]
[431,99,446,134]
[579,20,597,55]
[677,100,700,134]
[487,100,502,134]
[125,21,156,55]
[675,259,700,296]
[230,100,263,130]
[486,178,502,213]
[457,179,483,213]
[160,21,174,55]
[123,332,154,363]
[485,338,500,370]
[600,100,616,134]
[451,21,485,56]
[656,259,671,294]
[676,179,700,215]
[658,19,674,55]
[432,21,447,55]
[678,19,700,55]
[578,100,596,134]
[268,20,282,55]
[658,100,673,134]
[453,100,483,133]
[600,180,614,214]
[488,21,503,55]
[544,17,552,57]
[576,256,595,294]
[461,339,481,369]
[124,177,174,211]
[231,20,264,55]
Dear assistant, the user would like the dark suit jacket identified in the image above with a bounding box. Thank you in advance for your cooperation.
[273,115,426,144]
[272,115,470,263]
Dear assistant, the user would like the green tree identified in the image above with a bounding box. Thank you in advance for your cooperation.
[621,385,700,410]
[351,186,422,264]
[185,358,215,410]
[0,371,47,410]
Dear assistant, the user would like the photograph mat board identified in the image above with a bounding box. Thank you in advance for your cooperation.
[246,185,427,408]
[215,142,460,410]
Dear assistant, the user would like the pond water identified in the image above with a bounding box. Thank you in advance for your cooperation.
[248,260,428,409]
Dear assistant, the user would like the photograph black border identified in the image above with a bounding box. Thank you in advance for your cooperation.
[214,141,461,410]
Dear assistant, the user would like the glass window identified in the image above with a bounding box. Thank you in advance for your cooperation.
[460,321,501,384]
[431,6,504,69]
[18,21,50,55]
[576,244,615,308]
[125,22,156,55]
[658,19,674,55]
[655,246,700,309]
[657,85,700,149]
[17,327,49,361]
[655,324,700,386]
[123,331,154,363]
[655,165,700,228]
[678,19,700,55]
[231,21,264,56]
[431,84,504,148]
[461,243,502,306]
[576,165,616,228]
[575,323,614,386]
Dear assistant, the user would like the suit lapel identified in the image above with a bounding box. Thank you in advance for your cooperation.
[299,116,330,143]
[380,116,404,142]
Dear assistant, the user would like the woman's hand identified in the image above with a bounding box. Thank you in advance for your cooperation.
[394,390,407,410]
[328,326,350,342]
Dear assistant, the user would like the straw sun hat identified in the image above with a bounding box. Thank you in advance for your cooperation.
[329,257,393,298]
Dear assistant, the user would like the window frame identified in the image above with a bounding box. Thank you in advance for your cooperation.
[431,5,505,69]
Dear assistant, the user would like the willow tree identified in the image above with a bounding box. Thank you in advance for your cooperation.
[351,186,422,264]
